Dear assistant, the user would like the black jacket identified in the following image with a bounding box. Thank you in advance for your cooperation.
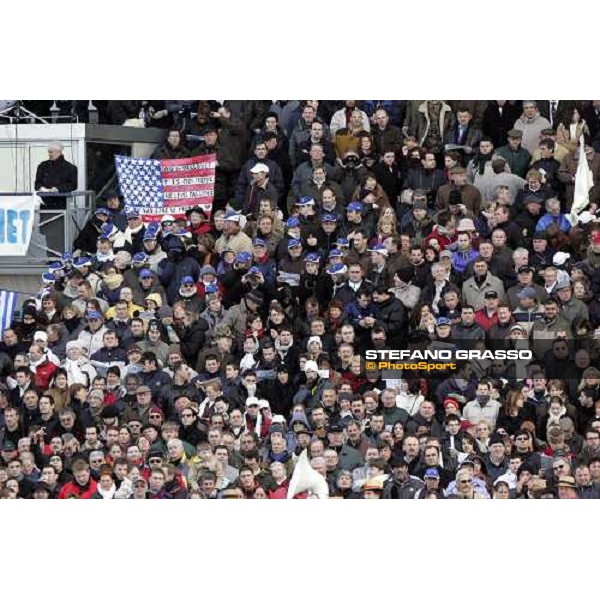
[482,101,522,147]
[34,156,78,193]
[374,296,407,348]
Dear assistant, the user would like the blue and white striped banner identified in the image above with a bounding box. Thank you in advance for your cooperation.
[0,289,18,333]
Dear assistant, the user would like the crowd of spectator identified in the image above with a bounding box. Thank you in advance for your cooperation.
[2,99,600,499]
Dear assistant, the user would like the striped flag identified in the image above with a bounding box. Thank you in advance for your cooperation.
[0,290,18,333]
[115,154,216,222]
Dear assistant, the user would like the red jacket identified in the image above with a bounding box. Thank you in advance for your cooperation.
[424,227,456,251]
[475,309,499,331]
[58,478,98,499]
[33,359,57,391]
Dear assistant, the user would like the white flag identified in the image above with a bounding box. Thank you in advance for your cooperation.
[573,135,593,212]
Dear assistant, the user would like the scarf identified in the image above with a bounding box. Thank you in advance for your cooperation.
[268,450,291,464]
[65,358,89,386]
[96,250,114,263]
[98,483,117,500]
[124,223,144,245]
[476,151,494,175]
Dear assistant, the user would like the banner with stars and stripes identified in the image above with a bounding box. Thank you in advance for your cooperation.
[115,154,216,222]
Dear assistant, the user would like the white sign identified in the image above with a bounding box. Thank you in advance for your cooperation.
[0,194,37,256]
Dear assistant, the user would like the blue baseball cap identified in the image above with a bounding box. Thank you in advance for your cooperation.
[74,256,92,268]
[346,202,363,212]
[328,248,343,258]
[139,269,154,278]
[87,311,103,320]
[305,253,321,263]
[320,212,337,223]
[288,238,302,249]
[132,252,148,264]
[296,196,315,206]
[286,217,300,228]
[180,276,195,286]
[326,263,347,276]
[48,262,63,273]
[61,252,73,262]
[424,468,440,479]
[235,251,252,263]
[126,208,140,219]
[143,231,158,242]
[41,272,56,283]
[252,237,266,247]
[370,243,388,256]
[436,317,451,326]
[101,223,116,236]
[95,206,111,216]
[336,237,349,247]
[224,210,241,222]
[247,266,261,275]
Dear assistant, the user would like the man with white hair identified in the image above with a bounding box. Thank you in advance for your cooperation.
[34,141,78,208]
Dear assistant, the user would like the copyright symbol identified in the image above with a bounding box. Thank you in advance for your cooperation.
[366,362,376,370]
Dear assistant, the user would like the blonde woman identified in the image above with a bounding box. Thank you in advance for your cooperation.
[556,106,590,153]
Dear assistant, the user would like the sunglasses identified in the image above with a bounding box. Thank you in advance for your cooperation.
[459,479,473,484]
[149,459,162,464]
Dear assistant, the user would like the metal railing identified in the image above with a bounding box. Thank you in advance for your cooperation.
[0,191,96,271]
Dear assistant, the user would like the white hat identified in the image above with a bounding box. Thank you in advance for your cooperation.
[271,414,286,424]
[456,218,476,232]
[33,331,48,342]
[161,214,175,223]
[245,396,260,407]
[307,336,322,347]
[250,162,269,174]
[258,399,270,410]
[553,252,570,266]
[304,360,319,373]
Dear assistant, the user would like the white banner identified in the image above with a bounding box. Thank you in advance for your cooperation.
[0,194,37,256]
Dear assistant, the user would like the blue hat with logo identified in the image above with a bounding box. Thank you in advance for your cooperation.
[336,237,349,248]
[286,217,300,228]
[95,206,111,216]
[235,251,252,263]
[328,248,343,258]
[288,238,302,249]
[326,263,347,276]
[321,212,338,223]
[436,317,451,326]
[346,202,363,212]
[424,467,440,479]
[252,237,267,247]
[74,256,92,268]
[224,210,241,222]
[132,252,148,264]
[305,253,321,263]
[180,276,195,286]
[139,269,154,278]
[296,196,315,206]
[41,272,56,283]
